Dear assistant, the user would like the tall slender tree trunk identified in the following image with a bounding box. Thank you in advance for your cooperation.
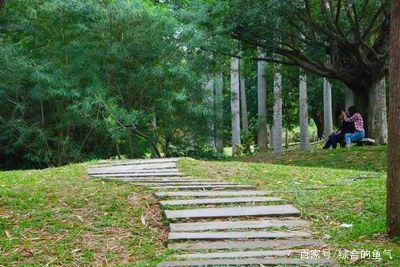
[345,88,355,110]
[214,72,224,153]
[285,128,289,148]
[257,49,268,151]
[387,0,400,238]
[268,125,273,149]
[367,79,388,144]
[311,111,324,139]
[204,77,215,149]
[163,132,174,158]
[323,78,333,141]
[151,116,157,128]
[240,61,249,133]
[231,57,241,156]
[150,116,161,157]
[299,74,310,150]
[273,70,282,153]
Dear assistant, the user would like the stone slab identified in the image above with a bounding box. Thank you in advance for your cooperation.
[158,258,334,267]
[177,249,300,259]
[164,205,300,220]
[89,161,177,170]
[99,178,198,183]
[89,169,180,175]
[91,172,182,178]
[92,158,179,167]
[88,169,179,176]
[155,191,269,198]
[356,138,376,146]
[152,184,256,191]
[168,239,325,250]
[168,230,311,241]
[88,166,178,174]
[138,182,235,187]
[161,197,282,207]
[169,218,308,232]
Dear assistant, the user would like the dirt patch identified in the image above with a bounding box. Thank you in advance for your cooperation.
[77,189,168,265]
[81,227,132,265]
[129,189,168,240]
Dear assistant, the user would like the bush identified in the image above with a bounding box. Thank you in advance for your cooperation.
[186,147,228,160]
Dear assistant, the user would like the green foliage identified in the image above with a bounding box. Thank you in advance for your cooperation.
[241,129,254,155]
[0,0,212,169]
[1,0,387,169]
[186,146,228,160]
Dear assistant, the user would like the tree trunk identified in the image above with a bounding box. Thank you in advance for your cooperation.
[151,116,157,128]
[323,78,333,142]
[299,74,310,150]
[240,69,249,133]
[150,116,161,157]
[367,79,388,144]
[231,57,241,156]
[214,72,224,153]
[163,132,173,158]
[257,49,269,151]
[345,88,355,110]
[311,111,324,139]
[204,76,216,149]
[285,128,289,148]
[151,142,161,158]
[387,0,400,238]
[268,125,273,149]
[354,80,388,144]
[273,70,282,153]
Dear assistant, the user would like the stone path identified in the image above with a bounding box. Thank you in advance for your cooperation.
[88,158,333,266]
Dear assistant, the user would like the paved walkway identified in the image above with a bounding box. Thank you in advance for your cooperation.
[88,158,333,266]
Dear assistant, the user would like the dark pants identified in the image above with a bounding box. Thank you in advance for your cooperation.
[323,133,344,149]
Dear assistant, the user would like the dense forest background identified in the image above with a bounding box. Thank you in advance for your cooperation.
[0,0,209,169]
[0,0,380,169]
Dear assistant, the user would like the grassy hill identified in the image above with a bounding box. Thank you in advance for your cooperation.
[1,146,398,265]
[0,163,168,266]
[179,146,399,265]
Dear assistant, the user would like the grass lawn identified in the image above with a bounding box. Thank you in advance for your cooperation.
[179,145,400,265]
[0,163,169,266]
[1,146,398,265]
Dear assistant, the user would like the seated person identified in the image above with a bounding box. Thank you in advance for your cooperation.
[323,115,355,149]
[342,106,365,147]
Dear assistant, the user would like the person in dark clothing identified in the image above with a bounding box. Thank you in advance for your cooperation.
[323,117,356,149]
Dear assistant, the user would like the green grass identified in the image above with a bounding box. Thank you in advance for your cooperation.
[245,145,387,172]
[1,146,397,265]
[179,145,400,265]
[0,163,169,266]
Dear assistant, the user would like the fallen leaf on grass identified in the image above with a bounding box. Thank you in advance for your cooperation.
[22,248,34,257]
[140,215,147,226]
[340,223,353,228]
[76,215,84,222]
[324,234,331,239]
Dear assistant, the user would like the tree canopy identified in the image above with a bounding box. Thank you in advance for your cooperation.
[173,0,390,142]
[0,0,392,168]
[0,0,214,169]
